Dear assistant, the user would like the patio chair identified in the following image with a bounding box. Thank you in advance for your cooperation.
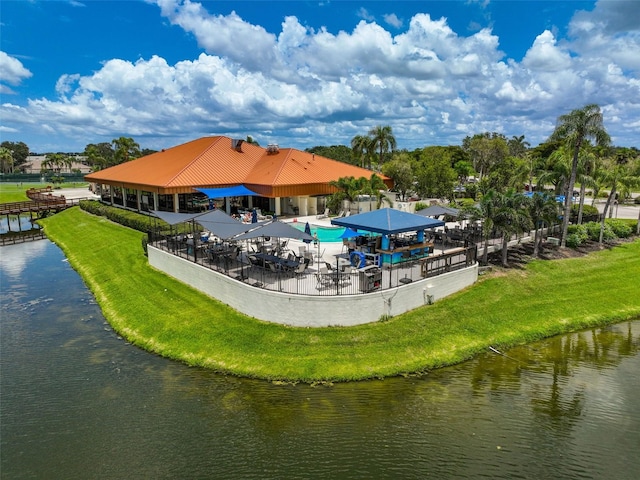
[315,272,334,289]
[293,260,308,278]
[316,208,329,219]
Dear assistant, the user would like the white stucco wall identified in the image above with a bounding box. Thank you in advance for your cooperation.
[148,246,478,327]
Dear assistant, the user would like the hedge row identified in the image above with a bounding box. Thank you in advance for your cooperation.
[566,219,634,248]
[79,200,161,233]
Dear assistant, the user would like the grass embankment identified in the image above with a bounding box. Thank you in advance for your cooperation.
[40,207,640,382]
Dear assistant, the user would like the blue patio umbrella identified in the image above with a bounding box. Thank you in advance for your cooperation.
[303,222,312,244]
[251,209,258,223]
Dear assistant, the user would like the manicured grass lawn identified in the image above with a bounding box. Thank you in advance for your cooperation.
[0,182,89,203]
[40,207,640,382]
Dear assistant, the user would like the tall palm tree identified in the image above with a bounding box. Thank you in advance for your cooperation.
[549,104,610,247]
[112,137,141,165]
[475,190,497,265]
[351,134,373,169]
[491,189,532,267]
[368,125,396,172]
[527,192,561,257]
[575,147,596,224]
[596,152,640,243]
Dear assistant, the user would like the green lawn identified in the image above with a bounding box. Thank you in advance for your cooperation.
[39,207,640,382]
[0,182,89,203]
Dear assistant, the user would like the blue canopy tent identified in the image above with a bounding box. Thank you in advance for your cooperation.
[331,208,444,234]
[331,208,445,265]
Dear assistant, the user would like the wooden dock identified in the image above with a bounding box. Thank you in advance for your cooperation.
[0,187,75,237]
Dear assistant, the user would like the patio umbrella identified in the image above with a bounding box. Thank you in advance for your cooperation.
[339,227,359,239]
[251,209,258,223]
[303,222,312,244]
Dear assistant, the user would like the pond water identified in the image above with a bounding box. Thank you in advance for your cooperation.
[1,240,639,479]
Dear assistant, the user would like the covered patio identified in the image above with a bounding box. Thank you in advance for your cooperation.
[147,209,477,298]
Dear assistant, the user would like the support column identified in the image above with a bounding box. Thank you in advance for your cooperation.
[274,197,282,216]
[136,189,142,212]
[153,192,159,211]
[173,193,179,213]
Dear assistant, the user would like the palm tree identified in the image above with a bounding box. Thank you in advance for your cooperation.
[362,174,393,209]
[527,192,561,257]
[368,125,396,171]
[112,137,141,165]
[475,190,497,265]
[491,189,532,267]
[596,152,640,243]
[351,134,373,169]
[329,176,363,214]
[549,104,610,248]
[0,147,14,174]
[575,147,596,224]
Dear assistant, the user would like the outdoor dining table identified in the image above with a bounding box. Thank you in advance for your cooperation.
[253,253,299,271]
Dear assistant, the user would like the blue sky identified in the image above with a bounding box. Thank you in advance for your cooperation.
[1,0,639,154]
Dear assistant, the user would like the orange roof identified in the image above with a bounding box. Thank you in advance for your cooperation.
[85,136,392,196]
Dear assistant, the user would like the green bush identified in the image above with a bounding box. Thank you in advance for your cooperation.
[583,221,617,243]
[79,200,158,233]
[570,203,599,222]
[606,219,633,238]
[566,224,588,248]
[565,233,583,248]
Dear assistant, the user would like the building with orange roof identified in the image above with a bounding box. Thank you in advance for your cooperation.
[85,136,392,217]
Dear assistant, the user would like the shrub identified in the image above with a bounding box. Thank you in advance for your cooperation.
[583,221,617,243]
[570,203,599,223]
[606,219,633,238]
[566,224,588,248]
[79,200,158,233]
[565,233,583,248]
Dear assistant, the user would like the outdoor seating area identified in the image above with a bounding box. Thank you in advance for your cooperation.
[148,206,484,296]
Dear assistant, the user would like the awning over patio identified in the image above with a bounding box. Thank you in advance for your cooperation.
[232,220,314,241]
[415,205,459,217]
[150,210,203,225]
[331,208,445,235]
[196,185,258,198]
[196,220,264,240]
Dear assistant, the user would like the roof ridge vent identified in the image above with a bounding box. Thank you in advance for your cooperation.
[231,139,244,152]
[266,144,279,154]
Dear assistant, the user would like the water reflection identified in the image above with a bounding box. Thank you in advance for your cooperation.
[1,240,639,479]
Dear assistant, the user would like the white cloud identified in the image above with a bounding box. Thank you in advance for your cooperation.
[383,13,403,29]
[0,51,33,86]
[522,31,571,72]
[1,0,639,151]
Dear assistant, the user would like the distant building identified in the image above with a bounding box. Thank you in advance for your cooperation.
[85,136,392,216]
[24,155,91,174]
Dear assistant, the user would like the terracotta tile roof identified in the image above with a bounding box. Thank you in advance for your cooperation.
[85,136,391,196]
